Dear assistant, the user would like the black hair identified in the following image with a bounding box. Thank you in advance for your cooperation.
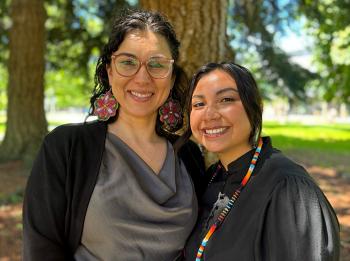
[88,9,187,136]
[176,62,263,149]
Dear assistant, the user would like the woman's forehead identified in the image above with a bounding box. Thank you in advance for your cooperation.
[193,70,237,95]
[116,29,172,57]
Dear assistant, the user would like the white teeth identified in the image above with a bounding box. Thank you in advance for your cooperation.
[204,128,226,134]
[130,91,152,98]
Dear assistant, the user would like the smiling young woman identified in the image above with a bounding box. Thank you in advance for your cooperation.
[181,62,340,261]
[190,69,252,168]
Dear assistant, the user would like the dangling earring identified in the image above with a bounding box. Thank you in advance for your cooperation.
[159,95,182,131]
[93,89,119,121]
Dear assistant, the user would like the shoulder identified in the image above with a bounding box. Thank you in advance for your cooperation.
[44,121,106,145]
[266,162,337,223]
[263,149,311,181]
[47,120,106,139]
[39,121,107,159]
[261,170,340,259]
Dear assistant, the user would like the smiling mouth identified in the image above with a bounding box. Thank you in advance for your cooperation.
[130,91,153,98]
[203,127,228,136]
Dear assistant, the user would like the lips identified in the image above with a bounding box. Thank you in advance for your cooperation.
[128,90,153,101]
[202,127,229,137]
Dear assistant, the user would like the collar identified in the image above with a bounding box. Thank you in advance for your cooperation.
[224,136,273,182]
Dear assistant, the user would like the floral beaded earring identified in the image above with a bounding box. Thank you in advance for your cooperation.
[159,95,182,131]
[93,89,119,121]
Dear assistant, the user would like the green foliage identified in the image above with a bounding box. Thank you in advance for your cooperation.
[228,1,317,102]
[0,0,10,64]
[45,69,92,109]
[0,0,9,114]
[299,0,350,103]
[45,0,131,75]
[1,0,349,107]
[43,0,132,109]
[0,64,7,110]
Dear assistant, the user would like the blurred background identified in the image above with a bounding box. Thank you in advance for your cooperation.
[0,0,349,260]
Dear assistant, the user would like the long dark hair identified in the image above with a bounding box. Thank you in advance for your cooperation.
[88,9,187,137]
[176,62,263,149]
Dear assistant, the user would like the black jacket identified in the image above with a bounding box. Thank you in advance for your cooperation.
[23,121,206,261]
[184,137,340,261]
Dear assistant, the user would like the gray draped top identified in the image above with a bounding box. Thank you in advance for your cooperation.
[74,133,198,261]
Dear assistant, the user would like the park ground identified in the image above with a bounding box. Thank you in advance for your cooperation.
[0,160,350,260]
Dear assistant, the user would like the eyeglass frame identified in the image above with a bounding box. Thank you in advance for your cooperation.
[111,53,175,79]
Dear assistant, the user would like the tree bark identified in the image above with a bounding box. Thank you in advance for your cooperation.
[139,0,233,76]
[0,0,47,165]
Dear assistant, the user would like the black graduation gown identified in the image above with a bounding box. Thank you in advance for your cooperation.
[184,137,340,261]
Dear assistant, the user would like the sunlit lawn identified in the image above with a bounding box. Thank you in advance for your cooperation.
[263,121,350,175]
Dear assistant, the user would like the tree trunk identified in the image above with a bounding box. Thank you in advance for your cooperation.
[0,0,47,166]
[139,0,233,76]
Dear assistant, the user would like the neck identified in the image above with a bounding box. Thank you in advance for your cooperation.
[108,111,161,144]
[218,143,253,170]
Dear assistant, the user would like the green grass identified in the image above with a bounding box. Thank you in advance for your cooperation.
[263,121,350,175]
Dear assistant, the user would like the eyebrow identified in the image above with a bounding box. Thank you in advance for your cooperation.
[192,87,238,99]
[113,52,136,57]
[217,87,238,95]
[113,52,168,59]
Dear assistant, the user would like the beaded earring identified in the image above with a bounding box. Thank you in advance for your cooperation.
[159,96,182,131]
[93,89,119,121]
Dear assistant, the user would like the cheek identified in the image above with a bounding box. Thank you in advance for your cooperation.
[190,111,201,136]
[237,110,252,135]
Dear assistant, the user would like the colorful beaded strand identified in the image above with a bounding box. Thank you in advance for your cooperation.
[195,138,263,261]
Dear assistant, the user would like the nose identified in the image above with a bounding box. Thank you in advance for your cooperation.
[133,63,152,84]
[204,105,220,121]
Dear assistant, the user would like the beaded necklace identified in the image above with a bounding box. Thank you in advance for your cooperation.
[195,138,263,261]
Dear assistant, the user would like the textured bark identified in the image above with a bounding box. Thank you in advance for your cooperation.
[0,0,47,165]
[139,0,233,76]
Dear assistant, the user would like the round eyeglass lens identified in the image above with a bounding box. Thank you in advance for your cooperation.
[114,55,140,77]
[146,57,173,78]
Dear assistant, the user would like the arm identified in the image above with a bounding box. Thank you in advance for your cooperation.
[23,130,70,260]
[260,176,340,261]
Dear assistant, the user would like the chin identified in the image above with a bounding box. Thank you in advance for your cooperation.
[202,144,225,154]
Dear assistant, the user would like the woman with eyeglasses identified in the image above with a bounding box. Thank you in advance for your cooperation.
[23,9,205,261]
[181,62,340,260]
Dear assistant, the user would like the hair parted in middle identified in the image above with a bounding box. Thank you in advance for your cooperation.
[88,9,188,136]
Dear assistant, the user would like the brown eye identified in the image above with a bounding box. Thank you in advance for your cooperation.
[221,97,235,103]
[192,102,205,108]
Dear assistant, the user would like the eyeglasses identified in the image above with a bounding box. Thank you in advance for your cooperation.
[111,54,174,79]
